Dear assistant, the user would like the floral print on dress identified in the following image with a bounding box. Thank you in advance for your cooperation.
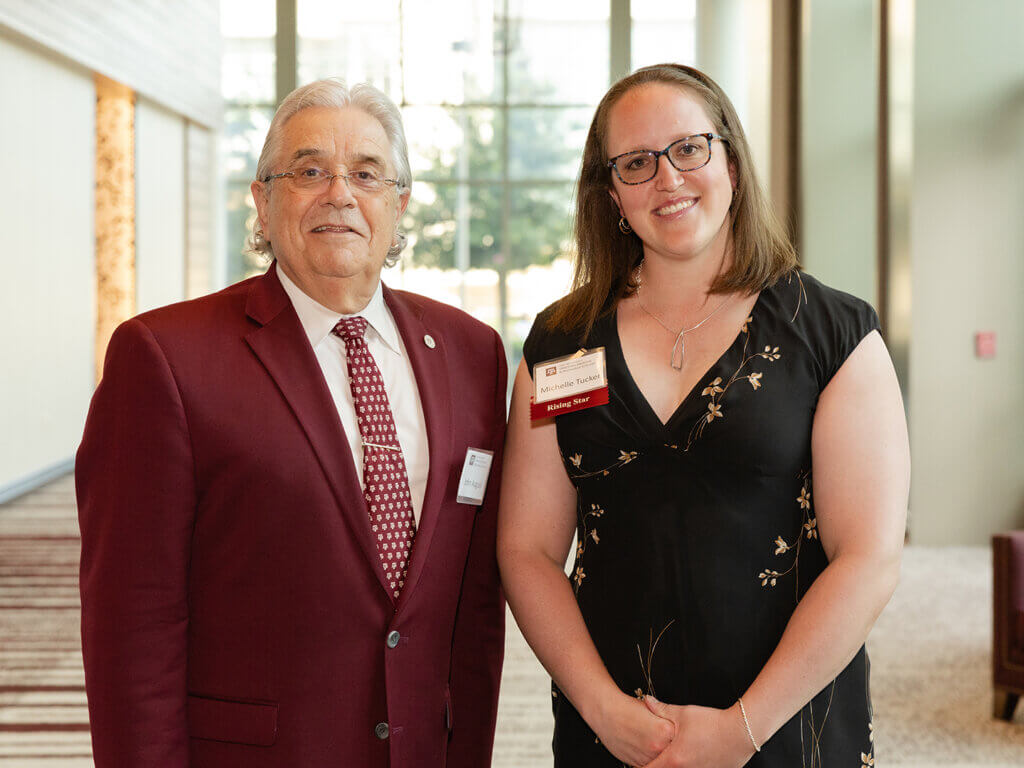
[799,681,838,768]
[564,449,638,480]
[757,472,816,601]
[685,316,782,450]
[571,502,606,593]
[635,620,675,700]
[861,720,875,766]
[765,469,870,768]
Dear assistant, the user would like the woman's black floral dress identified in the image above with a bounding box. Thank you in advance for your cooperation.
[522,271,880,768]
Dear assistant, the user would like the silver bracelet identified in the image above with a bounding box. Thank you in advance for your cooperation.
[737,697,761,753]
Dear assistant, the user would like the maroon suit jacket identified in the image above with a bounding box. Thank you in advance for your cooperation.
[77,264,507,767]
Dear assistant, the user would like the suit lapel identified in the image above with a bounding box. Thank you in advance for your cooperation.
[244,264,393,601]
[383,285,454,611]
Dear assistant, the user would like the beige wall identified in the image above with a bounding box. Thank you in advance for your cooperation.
[0,4,220,500]
[907,1,1024,543]
[0,0,220,127]
[799,0,878,306]
[0,33,95,496]
[135,98,187,313]
[186,123,217,299]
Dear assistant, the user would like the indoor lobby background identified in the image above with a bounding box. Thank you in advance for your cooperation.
[1,0,1022,765]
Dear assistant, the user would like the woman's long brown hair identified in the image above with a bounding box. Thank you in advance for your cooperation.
[549,63,798,339]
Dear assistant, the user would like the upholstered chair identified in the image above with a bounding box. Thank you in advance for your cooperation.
[993,531,1024,720]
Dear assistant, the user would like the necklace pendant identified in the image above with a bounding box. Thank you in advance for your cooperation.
[671,333,685,370]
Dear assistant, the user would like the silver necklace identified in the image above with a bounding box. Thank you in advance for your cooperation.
[634,267,732,370]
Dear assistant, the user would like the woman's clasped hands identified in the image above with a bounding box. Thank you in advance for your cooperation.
[594,692,756,768]
[590,691,674,767]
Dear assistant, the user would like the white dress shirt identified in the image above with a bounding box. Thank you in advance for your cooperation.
[277,268,430,525]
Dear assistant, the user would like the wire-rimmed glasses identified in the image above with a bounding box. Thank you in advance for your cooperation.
[262,164,402,196]
[607,133,726,185]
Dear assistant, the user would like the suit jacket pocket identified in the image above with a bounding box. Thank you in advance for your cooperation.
[187,693,278,746]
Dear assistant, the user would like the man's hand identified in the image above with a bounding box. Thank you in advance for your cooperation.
[640,697,756,768]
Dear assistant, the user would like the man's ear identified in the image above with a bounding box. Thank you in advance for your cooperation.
[397,188,411,219]
[251,180,270,240]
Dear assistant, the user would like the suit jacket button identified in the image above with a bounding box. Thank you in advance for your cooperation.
[386,630,401,649]
[375,721,390,740]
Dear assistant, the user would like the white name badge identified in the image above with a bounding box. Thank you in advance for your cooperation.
[531,348,609,420]
[456,448,494,505]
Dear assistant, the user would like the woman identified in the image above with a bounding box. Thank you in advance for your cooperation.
[497,64,909,767]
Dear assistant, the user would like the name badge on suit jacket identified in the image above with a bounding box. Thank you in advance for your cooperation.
[456,448,493,505]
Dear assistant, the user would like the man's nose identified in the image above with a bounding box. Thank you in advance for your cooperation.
[322,173,358,206]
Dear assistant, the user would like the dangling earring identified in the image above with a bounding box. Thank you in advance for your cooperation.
[618,217,632,234]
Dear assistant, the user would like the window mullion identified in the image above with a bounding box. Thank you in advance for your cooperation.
[497,0,512,340]
[610,0,631,81]
[275,0,297,105]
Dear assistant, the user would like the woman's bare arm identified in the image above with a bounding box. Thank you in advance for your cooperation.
[498,359,673,766]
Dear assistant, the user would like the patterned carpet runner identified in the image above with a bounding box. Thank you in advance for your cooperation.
[0,476,91,765]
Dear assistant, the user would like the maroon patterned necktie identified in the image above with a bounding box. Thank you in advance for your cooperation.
[332,316,416,599]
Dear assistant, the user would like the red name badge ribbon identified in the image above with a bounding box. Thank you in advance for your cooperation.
[530,348,609,420]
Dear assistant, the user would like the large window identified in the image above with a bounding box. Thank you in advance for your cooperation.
[221,0,695,365]
[221,0,276,285]
[631,0,697,70]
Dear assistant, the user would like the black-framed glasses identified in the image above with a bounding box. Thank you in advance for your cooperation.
[607,133,726,185]
[262,164,401,196]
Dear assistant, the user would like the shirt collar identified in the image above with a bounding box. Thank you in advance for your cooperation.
[276,266,402,356]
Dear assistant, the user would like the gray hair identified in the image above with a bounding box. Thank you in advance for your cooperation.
[248,78,412,266]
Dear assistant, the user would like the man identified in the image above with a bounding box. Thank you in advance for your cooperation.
[77,79,507,767]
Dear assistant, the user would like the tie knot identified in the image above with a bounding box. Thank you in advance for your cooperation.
[333,316,368,342]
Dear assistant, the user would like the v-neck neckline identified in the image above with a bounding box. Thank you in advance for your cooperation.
[607,288,765,433]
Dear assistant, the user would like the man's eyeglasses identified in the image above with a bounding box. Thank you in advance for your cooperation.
[607,133,726,185]
[262,165,401,196]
